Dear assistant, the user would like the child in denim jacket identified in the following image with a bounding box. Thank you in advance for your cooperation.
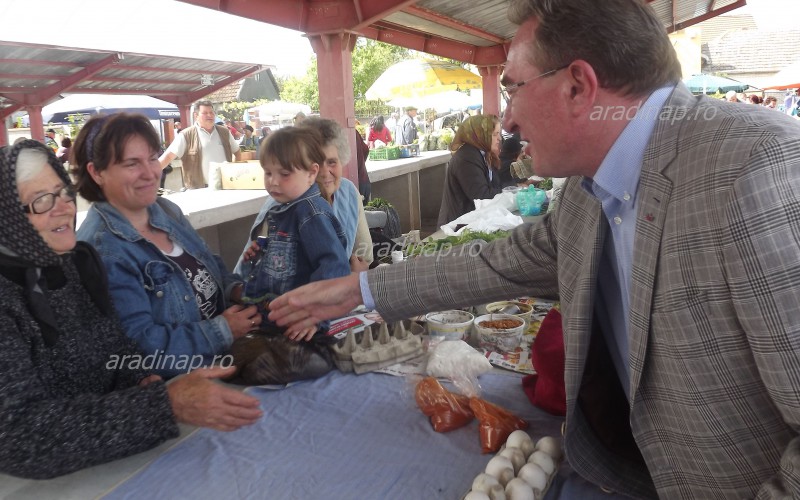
[240,126,350,341]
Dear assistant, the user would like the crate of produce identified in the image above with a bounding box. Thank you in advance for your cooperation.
[398,144,420,158]
[368,146,400,161]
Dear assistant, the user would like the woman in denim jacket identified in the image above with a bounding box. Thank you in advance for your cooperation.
[73,113,261,378]
[240,126,350,342]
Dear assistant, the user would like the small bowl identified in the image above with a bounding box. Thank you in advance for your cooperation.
[425,310,475,341]
[485,301,533,325]
[474,313,526,353]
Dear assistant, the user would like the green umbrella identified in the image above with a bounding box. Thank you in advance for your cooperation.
[683,74,751,95]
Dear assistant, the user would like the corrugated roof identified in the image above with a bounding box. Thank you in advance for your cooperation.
[0,41,263,117]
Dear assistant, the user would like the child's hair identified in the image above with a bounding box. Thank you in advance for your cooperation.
[258,126,326,172]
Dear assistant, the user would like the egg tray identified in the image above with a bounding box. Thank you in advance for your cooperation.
[464,433,563,500]
[331,321,424,374]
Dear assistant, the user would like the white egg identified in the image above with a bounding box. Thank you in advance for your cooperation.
[519,439,536,459]
[488,483,507,500]
[528,450,556,476]
[485,455,514,480]
[518,463,548,493]
[472,473,501,493]
[499,446,526,473]
[506,429,533,450]
[498,468,515,487]
[465,491,491,500]
[535,436,563,462]
[505,477,535,500]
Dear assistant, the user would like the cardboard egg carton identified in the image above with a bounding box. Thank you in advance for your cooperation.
[332,321,424,374]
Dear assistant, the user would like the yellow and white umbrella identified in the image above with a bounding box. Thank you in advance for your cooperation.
[365,59,482,101]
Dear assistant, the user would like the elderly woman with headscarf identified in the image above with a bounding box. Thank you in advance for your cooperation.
[437,114,504,226]
[0,141,261,479]
[236,118,373,277]
[74,113,261,379]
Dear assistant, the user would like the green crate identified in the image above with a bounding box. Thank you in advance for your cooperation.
[368,146,400,161]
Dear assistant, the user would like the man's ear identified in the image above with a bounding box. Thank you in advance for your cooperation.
[563,60,599,116]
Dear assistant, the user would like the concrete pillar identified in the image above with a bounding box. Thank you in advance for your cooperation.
[308,31,358,186]
[27,106,45,142]
[478,65,503,118]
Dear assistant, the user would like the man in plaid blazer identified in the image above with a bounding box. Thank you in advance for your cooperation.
[270,0,800,497]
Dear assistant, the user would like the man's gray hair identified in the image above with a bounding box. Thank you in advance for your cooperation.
[507,0,682,97]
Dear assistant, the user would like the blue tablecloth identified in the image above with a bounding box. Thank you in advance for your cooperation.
[105,370,619,499]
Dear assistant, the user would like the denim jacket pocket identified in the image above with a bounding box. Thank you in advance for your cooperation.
[265,240,297,281]
[143,260,175,292]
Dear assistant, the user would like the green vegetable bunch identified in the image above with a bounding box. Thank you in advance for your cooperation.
[404,229,510,257]
[367,197,394,209]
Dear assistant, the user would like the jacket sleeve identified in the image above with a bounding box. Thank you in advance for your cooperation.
[451,148,503,201]
[729,137,800,498]
[0,319,178,479]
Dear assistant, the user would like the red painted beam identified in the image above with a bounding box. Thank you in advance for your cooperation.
[402,5,507,45]
[113,64,239,76]
[667,0,746,32]
[353,0,418,30]
[19,53,121,106]
[0,102,24,120]
[0,58,83,68]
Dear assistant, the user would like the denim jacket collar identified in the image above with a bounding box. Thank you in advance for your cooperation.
[268,183,321,217]
[89,201,174,242]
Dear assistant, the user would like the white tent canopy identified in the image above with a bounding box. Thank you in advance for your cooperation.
[37,94,179,123]
[387,90,482,112]
[245,101,312,128]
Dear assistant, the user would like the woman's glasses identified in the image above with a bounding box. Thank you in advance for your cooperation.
[22,186,77,214]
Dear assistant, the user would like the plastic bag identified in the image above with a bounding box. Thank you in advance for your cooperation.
[426,340,492,397]
[229,331,334,385]
[469,397,529,453]
[415,377,474,433]
[516,186,547,216]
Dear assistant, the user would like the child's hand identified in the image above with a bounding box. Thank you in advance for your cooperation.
[285,326,318,342]
[242,240,260,262]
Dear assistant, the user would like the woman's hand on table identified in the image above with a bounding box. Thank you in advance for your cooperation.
[269,274,362,337]
[223,304,261,339]
[167,366,263,431]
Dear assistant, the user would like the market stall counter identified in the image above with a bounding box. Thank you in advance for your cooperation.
[367,149,451,234]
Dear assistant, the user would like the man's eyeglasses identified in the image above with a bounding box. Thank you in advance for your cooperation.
[22,186,77,214]
[501,64,570,104]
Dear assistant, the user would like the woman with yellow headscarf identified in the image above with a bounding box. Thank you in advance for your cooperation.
[437,114,503,226]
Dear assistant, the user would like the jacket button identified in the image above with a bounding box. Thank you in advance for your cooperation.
[184,295,191,301]
[156,291,164,298]
[561,421,566,436]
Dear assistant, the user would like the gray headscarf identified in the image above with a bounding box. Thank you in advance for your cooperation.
[0,139,71,267]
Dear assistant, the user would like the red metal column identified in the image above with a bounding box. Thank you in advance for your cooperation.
[27,106,44,142]
[478,65,503,118]
[0,117,8,147]
[179,104,192,129]
[308,31,358,185]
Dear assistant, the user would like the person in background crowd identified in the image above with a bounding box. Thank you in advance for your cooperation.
[44,129,58,153]
[0,140,261,479]
[367,115,392,148]
[158,100,241,189]
[384,112,398,133]
[395,106,418,145]
[239,125,258,149]
[498,133,523,187]
[74,113,260,379]
[225,119,241,140]
[765,96,778,109]
[293,112,306,125]
[56,137,71,165]
[725,90,740,102]
[783,88,799,116]
[355,127,371,202]
[748,94,763,105]
[268,0,800,497]
[437,114,503,225]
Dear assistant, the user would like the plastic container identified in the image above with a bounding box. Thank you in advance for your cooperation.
[516,186,547,215]
[368,146,401,161]
[474,314,526,353]
[484,301,533,326]
[425,310,475,341]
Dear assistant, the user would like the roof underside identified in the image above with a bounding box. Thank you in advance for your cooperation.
[1,0,745,118]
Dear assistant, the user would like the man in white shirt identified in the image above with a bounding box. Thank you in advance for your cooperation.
[159,100,240,189]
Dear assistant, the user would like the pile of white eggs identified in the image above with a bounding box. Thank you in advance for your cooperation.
[464,431,563,500]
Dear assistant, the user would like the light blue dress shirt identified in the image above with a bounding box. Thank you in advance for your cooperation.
[582,85,674,400]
